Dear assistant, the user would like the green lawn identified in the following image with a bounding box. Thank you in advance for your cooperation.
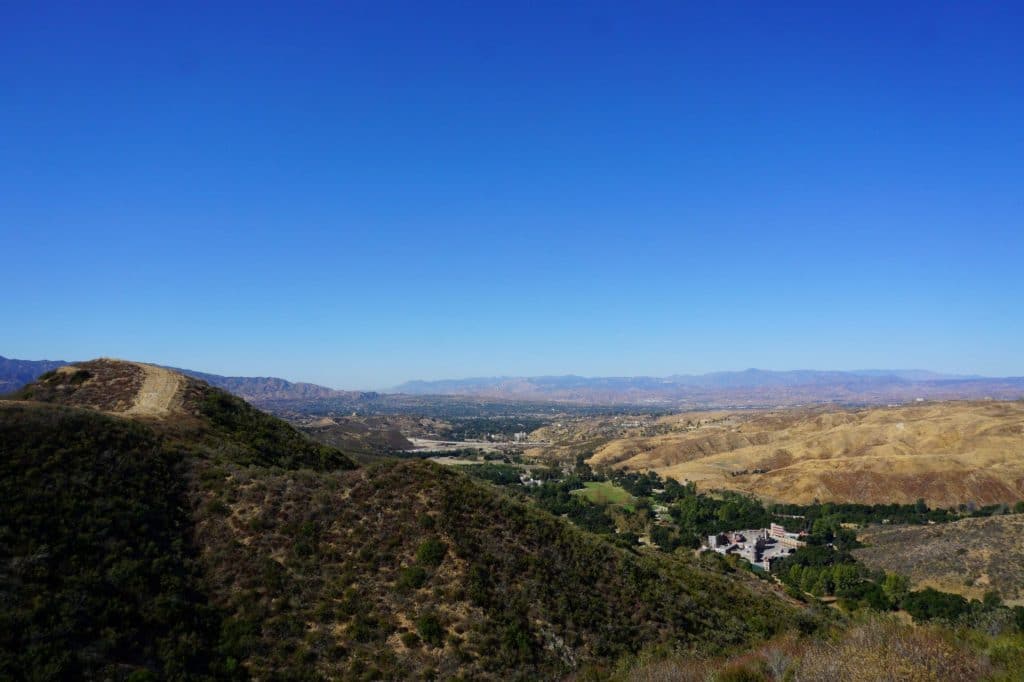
[572,481,635,506]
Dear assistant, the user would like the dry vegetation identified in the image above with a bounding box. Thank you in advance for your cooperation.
[8,359,357,471]
[191,459,804,679]
[625,616,1002,682]
[296,415,415,463]
[855,515,1024,605]
[2,360,814,680]
[13,360,147,412]
[6,361,1023,680]
[555,401,1024,506]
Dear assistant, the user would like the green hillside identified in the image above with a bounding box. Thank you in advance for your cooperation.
[1,361,812,680]
[0,403,230,679]
[188,386,356,470]
[192,458,802,679]
[0,358,815,675]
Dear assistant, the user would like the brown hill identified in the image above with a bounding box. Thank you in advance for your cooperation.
[854,514,1024,606]
[9,358,357,470]
[11,360,173,414]
[581,401,1024,507]
[0,354,364,405]
[296,415,414,463]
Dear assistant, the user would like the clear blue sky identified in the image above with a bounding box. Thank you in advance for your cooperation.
[3,2,1022,388]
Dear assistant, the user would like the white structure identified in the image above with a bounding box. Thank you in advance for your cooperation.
[706,525,804,570]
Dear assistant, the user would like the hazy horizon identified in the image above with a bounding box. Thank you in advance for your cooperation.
[4,3,1022,387]
[1,353,1012,393]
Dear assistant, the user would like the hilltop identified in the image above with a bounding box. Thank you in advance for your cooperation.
[1,359,808,680]
[7,358,356,470]
[564,401,1024,507]
[0,354,362,404]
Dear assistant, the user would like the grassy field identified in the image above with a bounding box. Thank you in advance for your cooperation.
[572,480,635,506]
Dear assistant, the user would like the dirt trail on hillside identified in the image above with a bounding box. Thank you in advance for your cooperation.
[125,363,184,416]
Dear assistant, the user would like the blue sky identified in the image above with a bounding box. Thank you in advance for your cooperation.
[3,2,1022,388]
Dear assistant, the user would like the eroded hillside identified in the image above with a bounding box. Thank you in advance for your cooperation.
[575,402,1024,506]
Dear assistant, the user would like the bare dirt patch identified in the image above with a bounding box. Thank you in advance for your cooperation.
[124,363,185,417]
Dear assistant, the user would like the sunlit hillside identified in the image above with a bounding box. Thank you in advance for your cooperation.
[575,401,1024,506]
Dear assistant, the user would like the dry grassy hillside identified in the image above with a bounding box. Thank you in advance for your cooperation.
[297,415,414,463]
[526,412,734,462]
[854,515,1024,606]
[580,401,1024,507]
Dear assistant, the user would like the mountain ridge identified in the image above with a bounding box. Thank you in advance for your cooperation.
[394,369,1023,405]
[4,355,1021,409]
[395,368,981,392]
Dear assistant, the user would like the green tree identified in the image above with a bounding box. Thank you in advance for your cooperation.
[415,614,444,648]
[832,564,860,595]
[801,567,818,594]
[983,590,1002,609]
[882,573,910,605]
[416,537,447,567]
[901,588,969,622]
[787,565,804,589]
[813,571,834,596]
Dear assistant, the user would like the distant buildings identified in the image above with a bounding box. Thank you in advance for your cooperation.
[518,472,542,487]
[705,522,805,571]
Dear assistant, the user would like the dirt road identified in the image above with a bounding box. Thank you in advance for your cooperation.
[125,363,184,416]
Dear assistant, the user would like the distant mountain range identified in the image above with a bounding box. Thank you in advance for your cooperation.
[3,356,1022,408]
[169,366,369,402]
[0,356,68,394]
[395,369,976,392]
[394,369,1024,406]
